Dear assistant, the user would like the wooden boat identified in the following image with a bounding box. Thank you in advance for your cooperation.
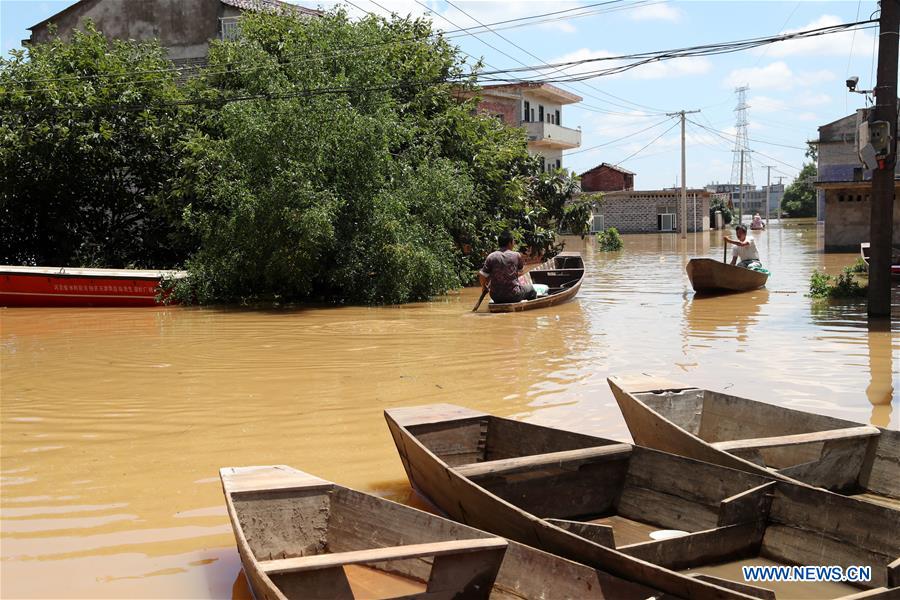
[488,252,584,313]
[860,243,900,277]
[686,258,768,293]
[609,374,900,512]
[386,404,900,599]
[220,465,666,599]
[0,265,186,307]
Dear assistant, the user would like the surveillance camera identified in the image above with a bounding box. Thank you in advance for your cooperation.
[846,76,859,92]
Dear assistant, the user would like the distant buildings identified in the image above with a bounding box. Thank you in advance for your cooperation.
[704,182,784,220]
[579,163,634,193]
[474,83,582,172]
[813,109,900,252]
[27,0,319,69]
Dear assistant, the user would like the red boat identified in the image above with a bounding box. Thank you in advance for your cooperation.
[0,266,187,307]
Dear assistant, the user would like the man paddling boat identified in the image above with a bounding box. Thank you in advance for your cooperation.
[724,224,762,269]
[478,230,537,304]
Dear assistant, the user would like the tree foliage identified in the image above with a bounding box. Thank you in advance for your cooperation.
[781,163,817,218]
[0,23,194,266]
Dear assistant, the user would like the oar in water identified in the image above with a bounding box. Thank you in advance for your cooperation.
[723,241,727,263]
[472,286,489,312]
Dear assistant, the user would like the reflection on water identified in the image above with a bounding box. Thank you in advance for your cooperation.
[1,221,897,598]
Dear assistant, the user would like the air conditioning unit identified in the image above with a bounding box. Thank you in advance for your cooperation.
[658,213,676,231]
[590,214,605,233]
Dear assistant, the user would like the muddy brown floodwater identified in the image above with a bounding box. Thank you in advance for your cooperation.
[1,221,898,599]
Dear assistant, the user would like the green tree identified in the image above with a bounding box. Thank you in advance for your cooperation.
[174,9,533,304]
[780,163,817,217]
[0,23,194,267]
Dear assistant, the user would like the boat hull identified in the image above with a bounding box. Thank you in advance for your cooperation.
[488,252,584,313]
[0,266,185,307]
[608,374,900,512]
[686,258,767,293]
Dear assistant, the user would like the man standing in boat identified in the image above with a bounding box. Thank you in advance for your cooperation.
[724,224,762,269]
[478,230,537,303]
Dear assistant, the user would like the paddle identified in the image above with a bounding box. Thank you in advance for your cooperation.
[472,285,489,312]
[723,241,727,263]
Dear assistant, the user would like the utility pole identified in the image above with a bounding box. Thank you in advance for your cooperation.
[777,176,783,221]
[763,165,774,229]
[667,109,700,238]
[738,150,745,224]
[868,0,898,320]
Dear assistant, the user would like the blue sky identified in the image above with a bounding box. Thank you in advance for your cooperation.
[1,0,881,189]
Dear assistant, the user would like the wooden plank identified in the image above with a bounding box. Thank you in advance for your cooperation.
[768,484,900,558]
[259,539,508,575]
[888,557,900,588]
[634,388,705,436]
[484,417,624,461]
[776,436,871,492]
[588,515,658,547]
[711,427,880,452]
[717,483,775,527]
[620,523,762,570]
[617,485,720,532]
[220,465,332,494]
[860,429,900,499]
[546,519,616,547]
[625,447,769,511]
[607,374,696,394]
[455,444,632,479]
[386,404,489,428]
[408,418,489,467]
[761,525,890,588]
[689,574,776,600]
[426,545,506,599]
[269,567,353,600]
[838,588,899,600]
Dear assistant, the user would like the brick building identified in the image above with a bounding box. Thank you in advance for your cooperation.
[473,83,582,172]
[27,0,319,69]
[579,163,634,192]
[590,189,711,234]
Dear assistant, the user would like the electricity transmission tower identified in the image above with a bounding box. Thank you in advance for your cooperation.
[730,86,755,222]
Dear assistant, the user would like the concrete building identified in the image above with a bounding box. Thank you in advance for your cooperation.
[590,188,711,234]
[474,83,582,172]
[813,109,900,252]
[27,0,319,69]
[579,163,634,192]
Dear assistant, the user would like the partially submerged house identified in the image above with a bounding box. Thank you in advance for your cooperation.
[813,109,900,252]
[27,0,320,69]
[590,188,711,234]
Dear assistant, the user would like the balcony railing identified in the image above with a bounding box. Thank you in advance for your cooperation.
[524,121,581,149]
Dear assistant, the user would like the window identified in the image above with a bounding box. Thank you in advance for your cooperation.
[591,214,605,233]
[538,105,544,122]
[523,100,530,122]
[556,159,561,170]
[658,214,677,231]
[539,156,546,172]
[220,17,240,41]
[530,108,535,121]
[555,110,561,126]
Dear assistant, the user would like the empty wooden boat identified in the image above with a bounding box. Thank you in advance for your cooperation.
[686,258,768,293]
[385,404,900,599]
[608,374,900,512]
[220,465,669,600]
[488,252,584,313]
[860,243,900,277]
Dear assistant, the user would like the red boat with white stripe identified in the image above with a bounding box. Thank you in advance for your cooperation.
[0,266,187,307]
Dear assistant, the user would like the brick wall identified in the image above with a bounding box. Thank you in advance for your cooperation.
[580,166,633,192]
[592,193,710,233]
[476,97,518,126]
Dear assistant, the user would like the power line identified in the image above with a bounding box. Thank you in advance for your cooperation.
[612,118,680,167]
[567,116,676,155]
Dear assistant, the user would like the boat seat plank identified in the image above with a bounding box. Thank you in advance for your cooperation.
[259,538,507,575]
[453,444,632,479]
[688,573,775,600]
[545,519,616,547]
[711,426,880,453]
[588,515,659,547]
[220,465,332,494]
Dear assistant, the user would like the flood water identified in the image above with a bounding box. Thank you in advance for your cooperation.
[1,220,898,599]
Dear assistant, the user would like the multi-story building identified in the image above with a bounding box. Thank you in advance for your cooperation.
[475,83,582,172]
[813,109,900,252]
[27,0,319,69]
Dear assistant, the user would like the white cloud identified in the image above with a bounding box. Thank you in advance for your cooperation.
[628,2,682,22]
[552,48,711,81]
[724,62,835,91]
[764,14,877,58]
